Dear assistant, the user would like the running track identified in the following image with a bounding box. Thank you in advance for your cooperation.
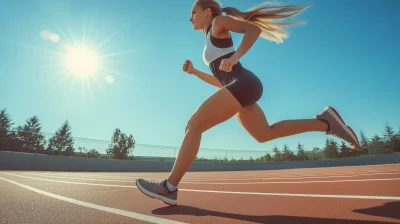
[1,164,399,224]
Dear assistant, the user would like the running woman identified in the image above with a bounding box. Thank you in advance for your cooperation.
[136,0,360,206]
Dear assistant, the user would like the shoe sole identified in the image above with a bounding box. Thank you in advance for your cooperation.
[346,125,360,149]
[135,180,177,206]
[324,106,360,150]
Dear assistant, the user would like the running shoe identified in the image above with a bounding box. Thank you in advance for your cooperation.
[316,106,360,149]
[136,179,178,206]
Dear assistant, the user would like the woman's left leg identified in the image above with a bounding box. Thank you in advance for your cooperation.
[136,86,242,205]
[235,103,329,142]
[167,86,243,186]
[236,103,360,149]
[231,70,359,149]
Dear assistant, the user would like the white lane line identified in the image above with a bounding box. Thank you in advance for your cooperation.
[180,172,400,182]
[20,171,400,182]
[2,172,400,201]
[27,172,158,179]
[2,173,135,188]
[21,171,400,184]
[182,189,400,200]
[9,172,400,185]
[179,177,400,185]
[0,176,186,224]
[19,172,367,182]
[21,173,137,183]
[31,168,400,180]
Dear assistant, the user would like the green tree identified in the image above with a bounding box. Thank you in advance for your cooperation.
[264,153,272,162]
[46,121,75,155]
[16,116,46,153]
[106,128,135,159]
[305,147,322,160]
[281,144,294,161]
[0,108,12,137]
[394,126,400,152]
[0,108,14,151]
[296,143,308,161]
[359,130,370,155]
[249,156,254,163]
[256,153,272,162]
[272,145,281,161]
[339,141,355,158]
[383,123,395,153]
[76,146,89,157]
[87,149,100,158]
[369,134,387,155]
[323,138,339,159]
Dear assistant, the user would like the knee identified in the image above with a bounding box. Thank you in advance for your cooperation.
[255,135,270,143]
[185,120,203,135]
[254,127,274,143]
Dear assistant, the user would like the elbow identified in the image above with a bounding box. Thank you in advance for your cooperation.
[246,24,262,37]
[254,25,262,36]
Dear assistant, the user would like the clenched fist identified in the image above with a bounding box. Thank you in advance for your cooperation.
[219,54,239,72]
[183,60,196,74]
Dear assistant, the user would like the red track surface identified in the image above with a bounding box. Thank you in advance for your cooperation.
[1,164,400,224]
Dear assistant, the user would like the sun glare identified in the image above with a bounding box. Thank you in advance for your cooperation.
[28,22,137,102]
[65,45,99,77]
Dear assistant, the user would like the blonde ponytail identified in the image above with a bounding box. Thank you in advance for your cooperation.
[196,1,311,44]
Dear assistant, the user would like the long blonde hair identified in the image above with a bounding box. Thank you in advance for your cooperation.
[195,0,311,44]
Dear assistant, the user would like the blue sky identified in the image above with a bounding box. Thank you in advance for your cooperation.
[1,0,399,155]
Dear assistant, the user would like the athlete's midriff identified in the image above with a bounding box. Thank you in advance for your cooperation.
[208,51,248,86]
[203,24,263,108]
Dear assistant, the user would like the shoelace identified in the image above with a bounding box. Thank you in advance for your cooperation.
[145,180,166,191]
[147,180,163,185]
[148,180,174,194]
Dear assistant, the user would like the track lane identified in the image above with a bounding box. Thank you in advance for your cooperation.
[0,178,151,224]
[1,164,399,224]
[1,166,400,224]
[9,172,400,197]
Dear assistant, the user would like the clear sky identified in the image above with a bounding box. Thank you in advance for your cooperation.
[1,0,399,155]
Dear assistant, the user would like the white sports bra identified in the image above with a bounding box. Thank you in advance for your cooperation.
[202,25,235,67]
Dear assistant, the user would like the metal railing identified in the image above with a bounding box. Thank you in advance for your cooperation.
[0,131,272,160]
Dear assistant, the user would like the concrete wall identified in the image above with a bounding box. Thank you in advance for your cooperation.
[1,151,399,172]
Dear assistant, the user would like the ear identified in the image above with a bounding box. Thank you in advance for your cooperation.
[205,8,211,16]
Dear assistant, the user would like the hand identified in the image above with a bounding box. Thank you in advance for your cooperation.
[183,60,196,74]
[219,54,239,72]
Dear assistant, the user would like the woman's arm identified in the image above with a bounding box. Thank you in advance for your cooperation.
[192,69,223,88]
[212,15,262,72]
[182,60,222,88]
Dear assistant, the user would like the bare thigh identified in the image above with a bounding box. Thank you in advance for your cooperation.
[186,87,242,133]
[235,103,271,142]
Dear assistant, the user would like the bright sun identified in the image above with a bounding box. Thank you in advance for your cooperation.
[64,45,100,76]
[33,22,136,102]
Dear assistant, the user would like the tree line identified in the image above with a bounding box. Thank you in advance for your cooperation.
[1,107,399,162]
[259,123,399,162]
[195,123,400,163]
[0,108,135,159]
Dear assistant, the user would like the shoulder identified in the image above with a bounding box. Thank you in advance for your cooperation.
[212,15,234,30]
[212,15,259,35]
[211,15,233,38]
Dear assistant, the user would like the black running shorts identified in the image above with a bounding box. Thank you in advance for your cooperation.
[209,52,264,108]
